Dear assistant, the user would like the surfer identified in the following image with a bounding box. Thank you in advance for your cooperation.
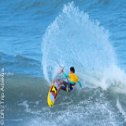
[47,67,82,107]
[61,66,82,92]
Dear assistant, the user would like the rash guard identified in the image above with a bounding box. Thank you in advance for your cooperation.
[63,72,82,88]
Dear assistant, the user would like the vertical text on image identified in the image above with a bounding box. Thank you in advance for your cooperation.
[0,68,5,126]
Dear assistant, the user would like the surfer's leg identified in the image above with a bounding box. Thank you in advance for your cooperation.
[61,86,66,91]
[63,81,68,86]
[68,84,75,92]
[61,81,68,92]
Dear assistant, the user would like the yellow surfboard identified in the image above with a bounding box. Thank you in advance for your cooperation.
[47,80,61,107]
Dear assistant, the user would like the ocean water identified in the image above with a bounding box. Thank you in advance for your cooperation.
[0,0,126,126]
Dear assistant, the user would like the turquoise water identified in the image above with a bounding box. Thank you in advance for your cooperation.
[0,0,126,126]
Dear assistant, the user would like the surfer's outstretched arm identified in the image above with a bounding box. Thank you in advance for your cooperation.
[78,81,82,88]
[63,72,68,78]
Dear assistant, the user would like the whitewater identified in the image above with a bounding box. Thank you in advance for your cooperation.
[0,0,126,126]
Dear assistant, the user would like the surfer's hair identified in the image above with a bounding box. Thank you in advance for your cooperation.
[70,67,75,73]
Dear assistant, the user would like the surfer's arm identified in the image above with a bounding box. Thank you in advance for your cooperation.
[63,72,68,78]
[78,81,82,88]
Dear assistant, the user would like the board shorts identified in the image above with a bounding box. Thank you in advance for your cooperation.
[61,81,75,92]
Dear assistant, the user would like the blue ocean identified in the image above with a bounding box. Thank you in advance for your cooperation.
[0,0,126,126]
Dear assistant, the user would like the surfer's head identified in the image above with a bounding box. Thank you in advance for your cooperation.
[70,66,75,73]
